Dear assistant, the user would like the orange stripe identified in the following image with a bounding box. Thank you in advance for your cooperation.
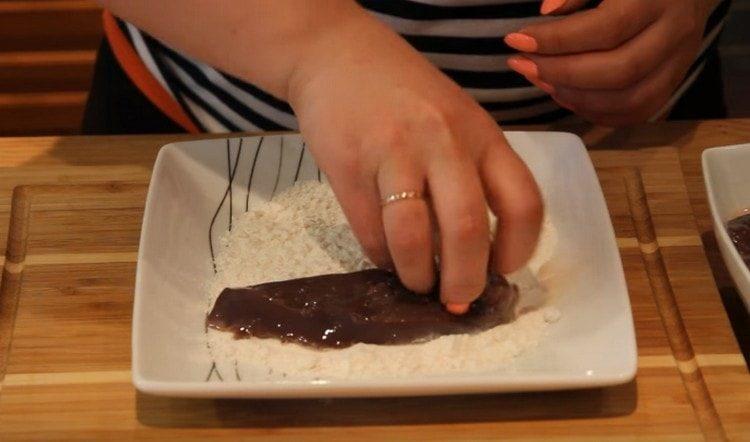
[102,11,199,133]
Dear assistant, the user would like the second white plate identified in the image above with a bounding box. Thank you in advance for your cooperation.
[703,143,750,309]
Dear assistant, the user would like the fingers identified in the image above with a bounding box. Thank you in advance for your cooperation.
[426,148,490,311]
[327,171,391,268]
[504,0,706,126]
[377,157,436,294]
[510,12,683,91]
[540,0,590,16]
[505,58,555,94]
[551,41,698,125]
[505,1,657,55]
[480,135,543,274]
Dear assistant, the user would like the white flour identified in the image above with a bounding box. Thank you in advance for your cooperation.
[206,181,560,380]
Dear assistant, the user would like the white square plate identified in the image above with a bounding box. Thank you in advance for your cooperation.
[703,143,750,309]
[133,132,636,398]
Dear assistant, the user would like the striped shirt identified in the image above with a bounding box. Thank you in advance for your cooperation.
[105,0,731,133]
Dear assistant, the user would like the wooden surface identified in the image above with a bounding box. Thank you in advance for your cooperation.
[1,1,749,137]
[0,0,101,136]
[0,121,748,440]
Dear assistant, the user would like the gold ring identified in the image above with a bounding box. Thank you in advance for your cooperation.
[381,190,424,207]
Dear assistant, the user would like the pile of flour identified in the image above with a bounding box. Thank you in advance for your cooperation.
[206,181,560,380]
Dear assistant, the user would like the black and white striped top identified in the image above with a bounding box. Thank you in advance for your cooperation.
[117,0,731,132]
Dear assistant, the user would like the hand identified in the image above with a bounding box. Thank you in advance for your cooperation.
[288,8,543,313]
[504,0,720,126]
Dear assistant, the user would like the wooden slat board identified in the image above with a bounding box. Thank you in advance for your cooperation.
[0,50,96,93]
[0,0,102,135]
[0,1,101,52]
[0,122,748,440]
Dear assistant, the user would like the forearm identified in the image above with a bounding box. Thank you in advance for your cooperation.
[97,0,365,100]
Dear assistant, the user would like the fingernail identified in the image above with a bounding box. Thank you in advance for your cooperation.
[504,33,538,52]
[507,57,539,78]
[536,80,555,95]
[521,74,555,95]
[540,0,567,15]
[446,303,470,315]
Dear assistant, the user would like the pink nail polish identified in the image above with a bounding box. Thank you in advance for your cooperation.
[537,80,555,95]
[519,72,555,94]
[446,303,470,315]
[540,0,567,15]
[504,33,538,53]
[507,57,539,78]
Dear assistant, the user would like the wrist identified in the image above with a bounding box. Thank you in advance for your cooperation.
[285,5,382,109]
[218,0,367,101]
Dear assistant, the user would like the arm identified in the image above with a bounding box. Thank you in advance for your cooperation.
[97,0,363,100]
[99,0,544,313]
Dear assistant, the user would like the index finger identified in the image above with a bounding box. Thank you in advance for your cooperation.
[505,0,658,55]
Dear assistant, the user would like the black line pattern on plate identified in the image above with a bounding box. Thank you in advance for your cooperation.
[205,139,245,384]
[270,136,284,198]
[208,138,243,273]
[245,136,265,212]
[205,361,224,381]
[294,142,305,182]
[227,139,234,231]
[207,136,320,384]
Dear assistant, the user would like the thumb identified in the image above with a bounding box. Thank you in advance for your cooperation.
[540,0,592,15]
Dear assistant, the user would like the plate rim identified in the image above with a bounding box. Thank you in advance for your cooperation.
[133,131,637,398]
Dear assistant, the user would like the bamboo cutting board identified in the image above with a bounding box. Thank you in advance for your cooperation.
[0,122,748,440]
